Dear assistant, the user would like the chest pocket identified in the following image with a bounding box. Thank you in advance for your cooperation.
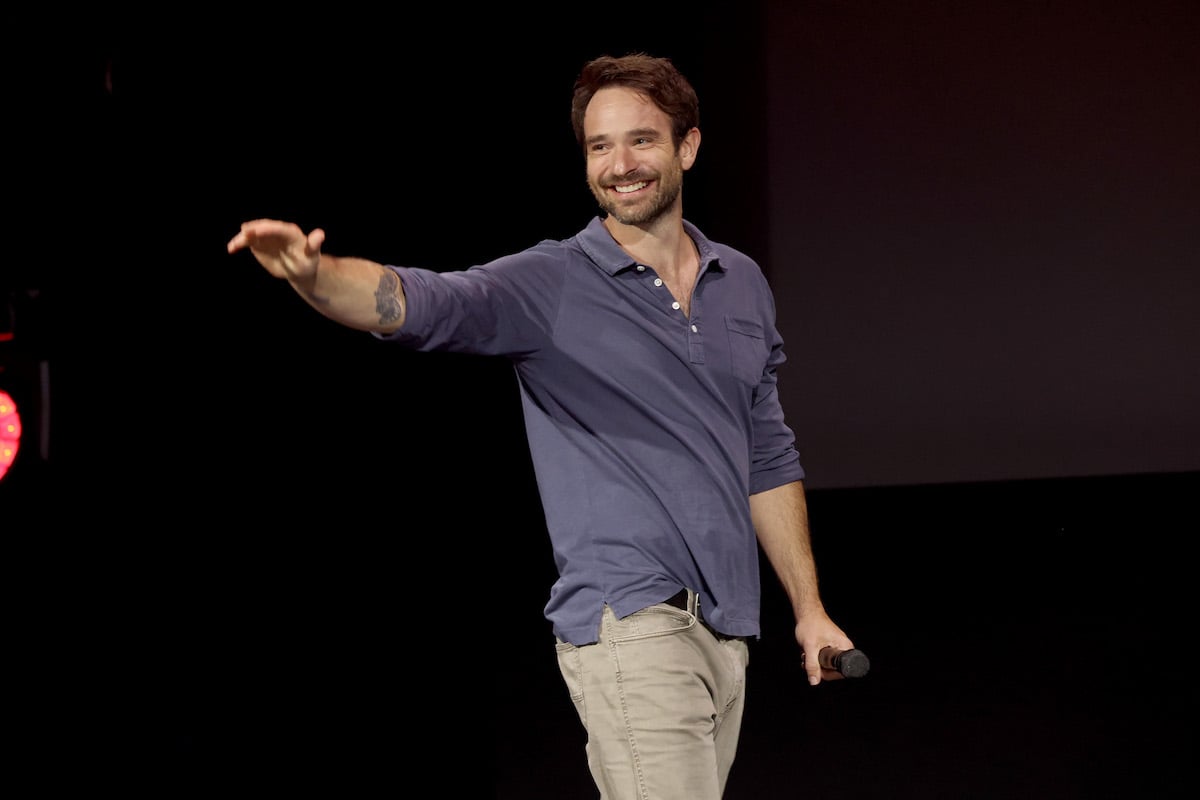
[724,316,768,388]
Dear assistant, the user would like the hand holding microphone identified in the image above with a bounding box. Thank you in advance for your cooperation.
[802,645,871,679]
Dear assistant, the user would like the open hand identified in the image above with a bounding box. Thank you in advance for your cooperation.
[227,219,326,284]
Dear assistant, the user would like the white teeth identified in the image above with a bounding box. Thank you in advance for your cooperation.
[614,181,648,193]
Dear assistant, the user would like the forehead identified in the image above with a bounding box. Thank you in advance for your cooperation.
[583,86,669,137]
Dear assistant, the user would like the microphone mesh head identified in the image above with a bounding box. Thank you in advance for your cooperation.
[839,649,871,678]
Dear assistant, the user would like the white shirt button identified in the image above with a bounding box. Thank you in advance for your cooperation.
[636,265,646,272]
[672,301,681,310]
[654,278,663,287]
[691,324,698,332]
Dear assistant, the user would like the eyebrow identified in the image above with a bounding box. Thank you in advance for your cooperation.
[585,127,663,147]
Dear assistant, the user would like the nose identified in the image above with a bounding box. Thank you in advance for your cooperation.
[610,144,637,178]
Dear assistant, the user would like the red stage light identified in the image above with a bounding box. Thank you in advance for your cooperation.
[0,389,21,482]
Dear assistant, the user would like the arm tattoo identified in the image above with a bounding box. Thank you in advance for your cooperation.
[375,269,404,325]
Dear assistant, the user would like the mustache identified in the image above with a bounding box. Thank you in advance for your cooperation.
[604,170,654,186]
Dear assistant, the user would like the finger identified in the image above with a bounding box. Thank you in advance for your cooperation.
[307,227,326,253]
[802,651,821,685]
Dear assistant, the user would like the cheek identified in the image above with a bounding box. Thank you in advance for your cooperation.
[586,161,607,185]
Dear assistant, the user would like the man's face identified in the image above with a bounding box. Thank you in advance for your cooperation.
[582,86,694,226]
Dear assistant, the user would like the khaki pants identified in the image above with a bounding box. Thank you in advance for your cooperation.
[555,592,750,800]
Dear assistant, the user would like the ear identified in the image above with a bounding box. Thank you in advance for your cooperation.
[679,127,701,170]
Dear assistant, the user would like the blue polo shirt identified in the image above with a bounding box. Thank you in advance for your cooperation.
[379,216,804,644]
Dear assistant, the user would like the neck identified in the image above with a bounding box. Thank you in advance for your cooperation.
[603,210,690,274]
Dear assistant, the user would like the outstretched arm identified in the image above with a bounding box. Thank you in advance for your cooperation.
[751,480,855,685]
[227,218,406,333]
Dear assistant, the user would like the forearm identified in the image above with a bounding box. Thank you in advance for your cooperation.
[227,220,407,334]
[750,480,826,621]
[295,255,406,334]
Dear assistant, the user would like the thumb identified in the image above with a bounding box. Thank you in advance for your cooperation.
[307,228,326,255]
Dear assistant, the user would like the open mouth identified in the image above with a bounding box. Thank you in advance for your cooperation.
[612,180,649,194]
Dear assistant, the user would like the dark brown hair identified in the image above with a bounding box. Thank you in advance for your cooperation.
[570,53,700,150]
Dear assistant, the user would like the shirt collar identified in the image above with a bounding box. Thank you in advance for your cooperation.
[577,216,726,276]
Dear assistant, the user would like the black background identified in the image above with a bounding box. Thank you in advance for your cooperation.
[3,2,1196,797]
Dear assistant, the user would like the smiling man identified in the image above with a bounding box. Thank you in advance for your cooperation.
[227,52,854,800]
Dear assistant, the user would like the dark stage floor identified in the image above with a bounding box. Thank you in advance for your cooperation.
[11,470,1194,797]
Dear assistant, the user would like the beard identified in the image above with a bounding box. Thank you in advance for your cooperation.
[589,160,684,226]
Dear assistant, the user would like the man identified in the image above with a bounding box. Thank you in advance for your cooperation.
[227,52,854,800]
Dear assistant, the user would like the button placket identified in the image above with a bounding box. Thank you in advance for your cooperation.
[635,264,689,317]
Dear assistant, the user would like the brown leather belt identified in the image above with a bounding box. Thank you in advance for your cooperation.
[664,588,692,612]
[663,588,741,641]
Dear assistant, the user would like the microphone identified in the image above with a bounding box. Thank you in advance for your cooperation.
[804,646,871,678]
